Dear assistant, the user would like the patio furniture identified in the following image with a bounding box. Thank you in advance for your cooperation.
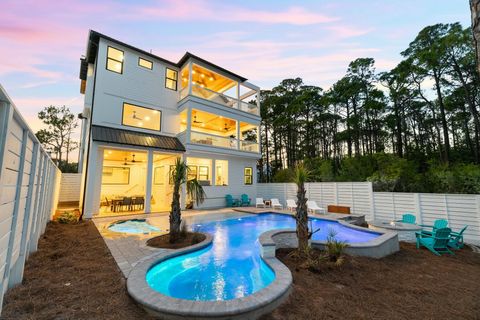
[448,225,468,249]
[419,219,448,236]
[415,227,453,256]
[286,199,297,211]
[240,194,251,206]
[104,197,114,212]
[256,198,265,208]
[226,194,239,207]
[327,205,350,214]
[307,201,325,214]
[133,197,145,211]
[271,198,283,210]
[121,197,133,212]
[397,213,416,224]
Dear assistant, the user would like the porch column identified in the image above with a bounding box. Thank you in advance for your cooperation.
[186,108,192,144]
[145,150,154,213]
[188,62,193,96]
[236,120,240,150]
[180,153,186,209]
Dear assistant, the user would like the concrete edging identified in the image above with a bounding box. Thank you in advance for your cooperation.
[259,218,399,259]
[126,232,293,320]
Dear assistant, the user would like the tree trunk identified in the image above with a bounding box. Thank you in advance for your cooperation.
[433,72,450,163]
[295,182,309,251]
[169,183,182,243]
[470,0,480,75]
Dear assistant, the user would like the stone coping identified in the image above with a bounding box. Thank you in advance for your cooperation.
[127,232,293,319]
[369,219,422,231]
[258,216,399,259]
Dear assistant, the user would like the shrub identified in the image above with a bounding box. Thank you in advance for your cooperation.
[57,211,79,224]
[324,229,348,266]
[272,168,293,182]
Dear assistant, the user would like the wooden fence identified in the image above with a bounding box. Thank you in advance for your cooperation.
[0,86,61,313]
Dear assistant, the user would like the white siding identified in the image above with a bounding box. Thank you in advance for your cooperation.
[0,87,61,313]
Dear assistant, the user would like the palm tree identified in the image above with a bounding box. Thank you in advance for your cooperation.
[169,158,206,243]
[292,162,310,252]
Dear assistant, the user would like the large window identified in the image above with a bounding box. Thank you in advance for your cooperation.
[138,57,153,70]
[102,166,130,185]
[244,167,253,185]
[122,103,161,131]
[165,68,178,90]
[187,157,212,186]
[215,160,228,186]
[106,46,124,74]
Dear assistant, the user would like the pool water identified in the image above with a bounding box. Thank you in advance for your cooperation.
[146,213,379,301]
[108,219,160,234]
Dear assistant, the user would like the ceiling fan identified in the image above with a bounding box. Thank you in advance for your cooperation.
[193,114,203,124]
[123,154,144,165]
[132,111,142,120]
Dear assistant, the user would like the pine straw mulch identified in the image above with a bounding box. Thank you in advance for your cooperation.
[262,243,480,320]
[146,232,206,249]
[1,221,154,320]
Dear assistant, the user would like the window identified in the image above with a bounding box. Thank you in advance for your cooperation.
[122,103,161,131]
[138,57,153,70]
[106,46,124,74]
[244,167,253,185]
[215,160,228,186]
[154,166,164,185]
[187,165,197,181]
[102,166,130,185]
[165,68,178,90]
[198,166,209,181]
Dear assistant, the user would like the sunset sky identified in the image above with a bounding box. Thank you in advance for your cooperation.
[0,0,471,140]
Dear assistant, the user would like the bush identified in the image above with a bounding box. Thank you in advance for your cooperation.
[324,229,348,266]
[272,168,293,182]
[57,211,79,224]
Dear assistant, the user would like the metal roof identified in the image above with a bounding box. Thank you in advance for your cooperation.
[91,125,185,152]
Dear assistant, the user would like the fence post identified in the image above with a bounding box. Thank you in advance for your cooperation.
[369,182,375,221]
[334,182,338,205]
[4,129,28,290]
[476,195,480,244]
[414,193,422,224]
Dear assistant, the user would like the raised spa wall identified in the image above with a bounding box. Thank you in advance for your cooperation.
[260,219,400,259]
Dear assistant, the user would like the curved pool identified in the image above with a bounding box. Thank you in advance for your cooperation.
[146,213,379,301]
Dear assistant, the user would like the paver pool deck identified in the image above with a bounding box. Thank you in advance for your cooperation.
[93,208,359,277]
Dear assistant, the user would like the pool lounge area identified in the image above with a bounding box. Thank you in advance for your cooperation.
[94,209,398,319]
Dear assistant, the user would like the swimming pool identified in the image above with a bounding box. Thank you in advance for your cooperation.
[146,213,379,301]
[108,219,160,234]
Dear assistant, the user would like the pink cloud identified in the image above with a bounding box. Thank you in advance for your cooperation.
[135,0,337,25]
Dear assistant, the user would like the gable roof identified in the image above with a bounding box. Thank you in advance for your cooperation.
[84,30,248,82]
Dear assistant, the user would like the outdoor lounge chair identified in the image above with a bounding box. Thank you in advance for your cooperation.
[415,227,453,256]
[286,199,297,211]
[256,198,265,208]
[240,194,251,206]
[419,219,448,236]
[448,225,468,250]
[307,201,325,214]
[271,198,283,210]
[397,213,416,224]
[226,194,239,207]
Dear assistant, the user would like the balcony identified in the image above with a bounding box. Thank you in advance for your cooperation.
[178,62,260,116]
[187,130,259,153]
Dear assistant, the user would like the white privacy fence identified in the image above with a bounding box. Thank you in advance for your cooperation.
[0,86,61,313]
[58,173,82,203]
[257,182,480,244]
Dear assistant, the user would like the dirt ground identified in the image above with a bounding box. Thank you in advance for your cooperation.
[2,221,480,320]
[1,221,154,320]
[262,244,480,320]
[146,232,206,249]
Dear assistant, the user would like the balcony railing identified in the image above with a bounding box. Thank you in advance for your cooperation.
[186,130,259,153]
[179,84,259,116]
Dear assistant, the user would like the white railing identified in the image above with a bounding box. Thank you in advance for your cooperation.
[180,84,259,116]
[190,131,238,149]
[240,140,259,153]
[0,85,61,313]
[256,182,480,245]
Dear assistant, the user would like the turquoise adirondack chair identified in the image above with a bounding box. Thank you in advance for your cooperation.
[225,194,239,207]
[240,194,251,206]
[397,213,416,224]
[419,219,448,236]
[415,227,454,256]
[448,225,468,250]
